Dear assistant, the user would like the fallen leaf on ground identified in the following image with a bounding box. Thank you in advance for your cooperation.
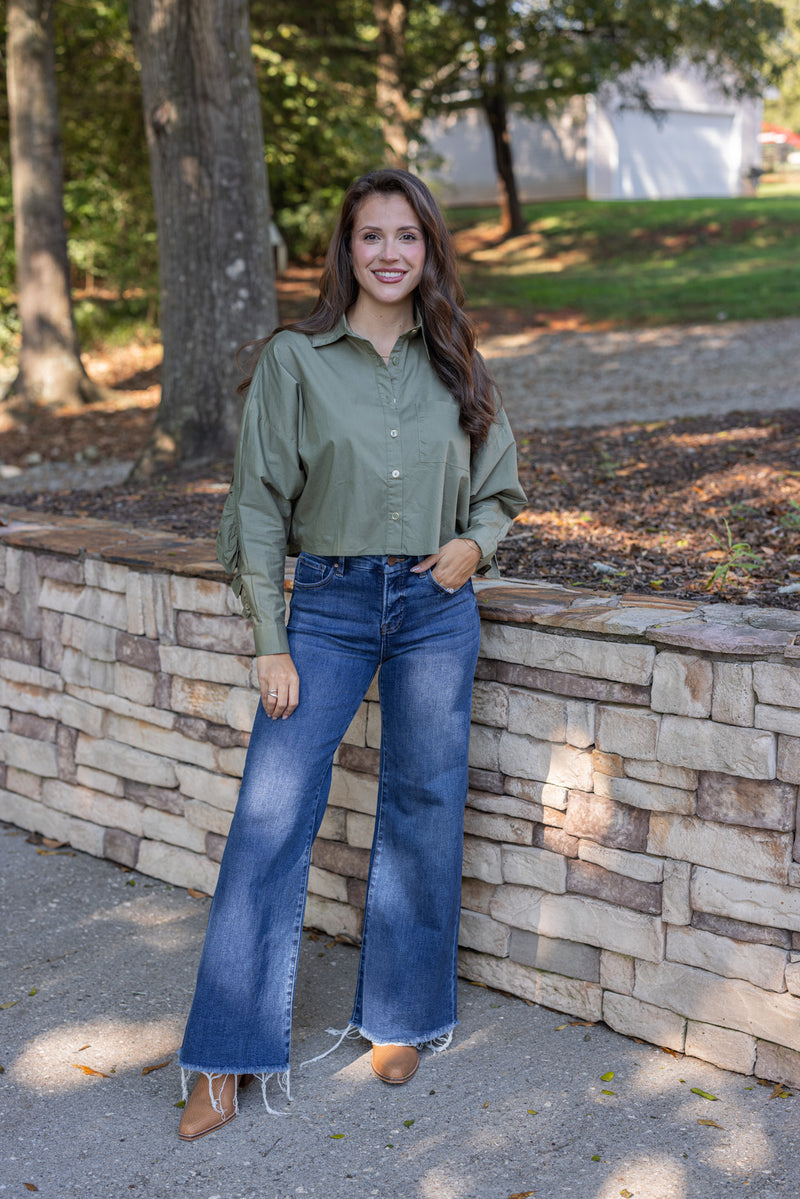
[1,1000,19,1010]
[569,1020,596,1027]
[24,1185,38,1192]
[601,1090,616,1096]
[41,837,67,848]
[600,1071,615,1081]
[404,1119,415,1127]
[508,1192,535,1198]
[771,1083,792,1099]
[329,1133,344,1139]
[554,1024,567,1031]
[698,1119,725,1129]
[76,1045,90,1052]
[36,848,74,856]
[691,1088,718,1101]
[142,1060,170,1075]
[72,1064,110,1078]
[187,888,209,899]
[620,1190,634,1198]
[526,1109,537,1115]
[661,1046,681,1058]
[591,1155,601,1161]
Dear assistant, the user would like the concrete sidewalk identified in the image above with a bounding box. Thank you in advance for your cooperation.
[1,824,797,1199]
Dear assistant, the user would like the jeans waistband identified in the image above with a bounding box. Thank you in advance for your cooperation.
[298,552,428,574]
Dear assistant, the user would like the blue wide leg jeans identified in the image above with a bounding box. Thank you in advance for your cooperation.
[178,554,482,1086]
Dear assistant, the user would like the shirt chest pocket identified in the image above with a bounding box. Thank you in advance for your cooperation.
[416,398,470,465]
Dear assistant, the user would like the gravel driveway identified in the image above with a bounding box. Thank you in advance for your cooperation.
[481,316,800,430]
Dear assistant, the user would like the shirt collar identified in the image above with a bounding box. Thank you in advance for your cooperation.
[311,311,429,359]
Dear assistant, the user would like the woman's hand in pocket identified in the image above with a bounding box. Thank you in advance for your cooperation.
[412,538,481,591]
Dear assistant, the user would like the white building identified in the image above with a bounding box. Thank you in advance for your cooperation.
[421,66,763,206]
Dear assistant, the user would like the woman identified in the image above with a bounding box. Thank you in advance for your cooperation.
[177,168,527,1141]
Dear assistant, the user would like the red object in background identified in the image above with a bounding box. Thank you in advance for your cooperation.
[759,121,800,147]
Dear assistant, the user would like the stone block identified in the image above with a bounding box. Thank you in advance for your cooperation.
[42,779,144,836]
[685,1021,756,1075]
[468,790,545,823]
[159,645,252,687]
[525,631,655,686]
[206,832,227,863]
[496,662,651,705]
[76,766,124,797]
[692,866,800,932]
[499,734,593,790]
[303,895,363,941]
[578,841,664,883]
[509,930,600,981]
[170,575,232,616]
[311,839,370,880]
[657,715,776,780]
[75,734,178,789]
[489,884,665,962]
[56,724,78,783]
[479,622,533,666]
[116,631,161,673]
[564,790,649,852]
[0,630,39,666]
[136,840,219,895]
[603,992,686,1052]
[344,810,373,849]
[600,951,635,995]
[104,828,141,868]
[175,610,255,655]
[3,733,59,778]
[66,816,106,858]
[10,712,56,741]
[463,809,533,846]
[457,949,603,1021]
[634,959,800,1050]
[458,910,510,956]
[755,705,800,736]
[0,658,63,691]
[60,648,115,693]
[215,746,247,777]
[3,546,21,592]
[567,859,661,915]
[342,705,367,748]
[755,1041,800,1089]
[308,865,349,903]
[57,696,105,739]
[593,773,695,815]
[504,777,568,810]
[712,661,755,727]
[649,815,791,884]
[697,772,796,832]
[462,877,495,915]
[183,798,234,837]
[468,725,501,771]
[502,844,567,892]
[6,767,42,800]
[788,962,800,997]
[61,615,117,662]
[175,764,240,812]
[170,676,230,724]
[329,767,378,815]
[0,788,70,843]
[347,877,367,909]
[779,737,800,784]
[471,681,509,728]
[105,713,218,772]
[754,663,800,709]
[507,689,568,741]
[34,554,82,584]
[662,859,692,925]
[84,559,129,591]
[365,702,381,750]
[666,925,787,991]
[115,663,156,708]
[651,652,713,717]
[463,836,503,884]
[595,706,660,759]
[142,805,208,853]
[532,824,581,858]
[38,578,127,628]
[692,910,791,950]
[40,609,63,672]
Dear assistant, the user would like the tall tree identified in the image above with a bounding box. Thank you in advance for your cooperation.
[375,0,412,165]
[423,0,786,236]
[5,0,103,406]
[129,0,277,469]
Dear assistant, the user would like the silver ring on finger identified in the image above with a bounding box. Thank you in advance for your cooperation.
[267,690,279,696]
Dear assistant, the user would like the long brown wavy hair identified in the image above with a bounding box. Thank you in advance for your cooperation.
[239,168,497,446]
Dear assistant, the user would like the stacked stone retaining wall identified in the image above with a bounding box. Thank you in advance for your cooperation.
[2,509,800,1085]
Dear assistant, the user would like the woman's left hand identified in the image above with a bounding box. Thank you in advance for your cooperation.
[412,538,482,591]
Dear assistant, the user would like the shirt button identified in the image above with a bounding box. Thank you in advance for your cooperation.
[391,512,400,520]
[391,470,400,478]
[390,429,398,438]
[391,355,399,365]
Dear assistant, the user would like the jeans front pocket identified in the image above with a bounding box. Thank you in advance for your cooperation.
[292,552,338,590]
[426,569,468,597]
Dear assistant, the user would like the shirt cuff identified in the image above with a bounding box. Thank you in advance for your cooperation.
[459,530,494,572]
[252,620,290,657]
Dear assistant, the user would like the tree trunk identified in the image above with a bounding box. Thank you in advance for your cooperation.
[375,0,410,167]
[483,89,526,238]
[129,0,277,470]
[6,0,103,407]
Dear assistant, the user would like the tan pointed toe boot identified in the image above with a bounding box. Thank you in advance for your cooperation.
[178,1073,252,1141]
[370,1044,419,1085]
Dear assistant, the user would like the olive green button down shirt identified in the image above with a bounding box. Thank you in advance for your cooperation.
[216,316,527,656]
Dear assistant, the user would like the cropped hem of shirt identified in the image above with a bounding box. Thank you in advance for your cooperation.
[218,316,527,653]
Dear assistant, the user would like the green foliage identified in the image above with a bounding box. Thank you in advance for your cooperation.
[763,0,800,131]
[705,520,766,591]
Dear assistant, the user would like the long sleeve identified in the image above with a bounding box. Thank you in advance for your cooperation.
[461,407,528,572]
[217,342,306,656]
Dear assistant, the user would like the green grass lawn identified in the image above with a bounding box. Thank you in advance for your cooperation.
[451,183,800,327]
